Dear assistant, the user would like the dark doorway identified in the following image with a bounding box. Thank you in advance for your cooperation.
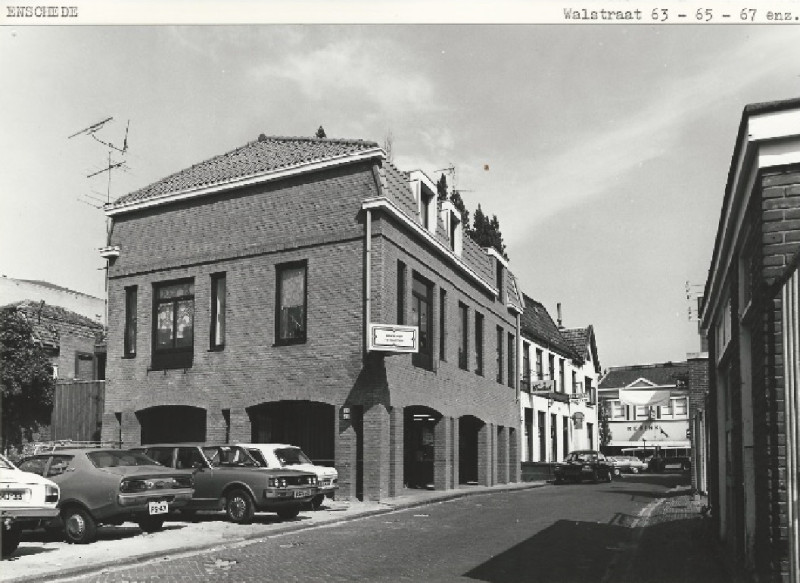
[538,411,546,461]
[404,406,441,489]
[524,408,534,462]
[459,415,483,485]
[248,400,335,466]
[138,405,206,444]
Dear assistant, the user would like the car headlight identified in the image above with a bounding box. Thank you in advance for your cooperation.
[268,477,288,488]
[45,484,59,503]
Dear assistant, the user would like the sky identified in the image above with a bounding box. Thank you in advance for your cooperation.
[1,13,799,369]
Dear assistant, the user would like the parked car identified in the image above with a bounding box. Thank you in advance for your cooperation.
[554,450,614,484]
[238,443,338,510]
[608,455,648,475]
[648,456,691,473]
[131,444,319,522]
[1,453,60,557]
[17,448,194,544]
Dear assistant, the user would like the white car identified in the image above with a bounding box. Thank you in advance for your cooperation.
[1,453,60,557]
[238,444,338,510]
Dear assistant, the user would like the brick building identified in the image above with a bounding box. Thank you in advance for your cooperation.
[100,135,523,501]
[701,98,800,582]
[518,296,601,463]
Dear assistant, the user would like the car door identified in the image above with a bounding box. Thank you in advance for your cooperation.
[176,447,217,507]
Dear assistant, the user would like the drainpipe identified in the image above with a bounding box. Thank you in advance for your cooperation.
[364,209,372,359]
[515,311,521,404]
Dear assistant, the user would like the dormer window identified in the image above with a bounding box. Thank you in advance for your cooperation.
[408,170,437,235]
[439,200,463,256]
[421,190,433,231]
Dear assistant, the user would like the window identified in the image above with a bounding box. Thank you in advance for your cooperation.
[46,455,73,478]
[475,312,484,376]
[673,398,688,417]
[507,332,514,388]
[496,262,504,296]
[421,192,433,231]
[536,349,543,380]
[661,400,673,417]
[559,359,565,393]
[522,342,531,388]
[610,400,626,419]
[397,261,406,325]
[563,416,569,457]
[152,279,194,369]
[74,352,94,380]
[496,326,504,384]
[411,273,433,370]
[548,354,555,387]
[458,302,468,370]
[572,371,577,393]
[210,273,226,350]
[276,261,307,344]
[439,289,447,360]
[124,286,137,357]
[635,405,650,419]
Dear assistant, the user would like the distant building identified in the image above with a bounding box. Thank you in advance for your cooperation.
[598,361,691,458]
[0,276,105,325]
[518,297,601,463]
[701,98,800,581]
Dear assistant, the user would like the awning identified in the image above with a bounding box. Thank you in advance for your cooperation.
[618,388,672,407]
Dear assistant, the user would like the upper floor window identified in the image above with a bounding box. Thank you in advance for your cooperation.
[420,191,433,231]
[610,400,626,419]
[496,326,504,384]
[397,261,407,325]
[559,359,565,393]
[475,312,484,376]
[507,332,515,389]
[439,289,447,361]
[411,273,433,370]
[572,371,577,393]
[124,285,137,358]
[536,349,543,379]
[522,342,531,387]
[210,273,226,350]
[276,261,307,345]
[458,302,469,370]
[153,279,194,370]
[548,354,555,387]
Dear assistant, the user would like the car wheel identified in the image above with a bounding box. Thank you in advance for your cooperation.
[137,516,165,533]
[613,467,621,476]
[631,467,639,474]
[62,506,97,545]
[1,526,22,558]
[309,495,325,510]
[225,489,255,524]
[605,470,613,483]
[277,506,301,520]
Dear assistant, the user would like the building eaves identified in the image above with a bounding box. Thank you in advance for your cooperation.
[598,361,689,389]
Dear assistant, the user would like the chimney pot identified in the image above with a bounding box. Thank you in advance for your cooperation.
[557,302,563,328]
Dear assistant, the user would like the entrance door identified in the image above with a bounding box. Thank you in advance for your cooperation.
[537,411,546,461]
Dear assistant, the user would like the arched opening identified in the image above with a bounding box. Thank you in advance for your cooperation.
[459,414,484,485]
[404,406,442,489]
[137,405,206,444]
[247,401,335,466]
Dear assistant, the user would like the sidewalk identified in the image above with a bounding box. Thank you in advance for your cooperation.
[612,486,734,583]
[2,480,546,583]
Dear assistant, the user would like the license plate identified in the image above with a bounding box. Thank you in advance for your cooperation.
[293,489,311,498]
[148,501,168,515]
[1,491,24,501]
[665,464,681,469]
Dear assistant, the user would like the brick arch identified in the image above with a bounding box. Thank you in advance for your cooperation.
[246,400,335,466]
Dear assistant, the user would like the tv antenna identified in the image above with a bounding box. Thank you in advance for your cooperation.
[69,117,131,209]
[685,280,704,321]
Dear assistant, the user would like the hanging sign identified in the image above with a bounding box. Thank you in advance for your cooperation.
[368,324,419,353]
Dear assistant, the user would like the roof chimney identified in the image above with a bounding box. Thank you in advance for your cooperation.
[556,302,563,328]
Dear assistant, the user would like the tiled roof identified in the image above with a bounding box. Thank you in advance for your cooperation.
[7,278,101,300]
[599,361,689,389]
[520,294,577,358]
[2,300,105,349]
[111,135,381,208]
[561,327,589,358]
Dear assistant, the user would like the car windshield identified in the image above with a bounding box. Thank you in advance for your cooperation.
[275,447,313,466]
[571,453,597,462]
[88,450,160,468]
[202,446,259,468]
[0,454,15,470]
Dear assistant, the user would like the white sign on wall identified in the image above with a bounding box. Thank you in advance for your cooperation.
[368,324,419,353]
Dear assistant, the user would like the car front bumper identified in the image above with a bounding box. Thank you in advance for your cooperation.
[117,488,194,510]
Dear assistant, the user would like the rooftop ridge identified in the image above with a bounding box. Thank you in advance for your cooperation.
[256,134,380,148]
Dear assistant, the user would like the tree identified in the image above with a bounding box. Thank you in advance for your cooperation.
[0,309,55,453]
[315,126,327,139]
[468,205,508,260]
[436,173,448,202]
[449,189,470,231]
[598,401,612,450]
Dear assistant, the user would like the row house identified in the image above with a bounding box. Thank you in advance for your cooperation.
[701,98,800,582]
[597,361,691,458]
[518,296,601,463]
[99,134,524,501]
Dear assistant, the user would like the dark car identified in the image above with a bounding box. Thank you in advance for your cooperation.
[132,444,318,523]
[648,456,691,473]
[608,455,648,475]
[554,450,614,484]
[18,448,194,544]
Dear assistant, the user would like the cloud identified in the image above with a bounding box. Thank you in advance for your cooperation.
[250,37,438,114]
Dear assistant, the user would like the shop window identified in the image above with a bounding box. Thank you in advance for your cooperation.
[275,261,307,345]
[411,273,433,370]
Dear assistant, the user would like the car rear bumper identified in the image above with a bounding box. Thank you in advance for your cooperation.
[117,489,194,510]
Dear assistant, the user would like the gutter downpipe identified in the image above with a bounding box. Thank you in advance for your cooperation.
[784,271,799,583]
[365,208,372,359]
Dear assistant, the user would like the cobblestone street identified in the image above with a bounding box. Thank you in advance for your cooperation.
[2,474,732,583]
